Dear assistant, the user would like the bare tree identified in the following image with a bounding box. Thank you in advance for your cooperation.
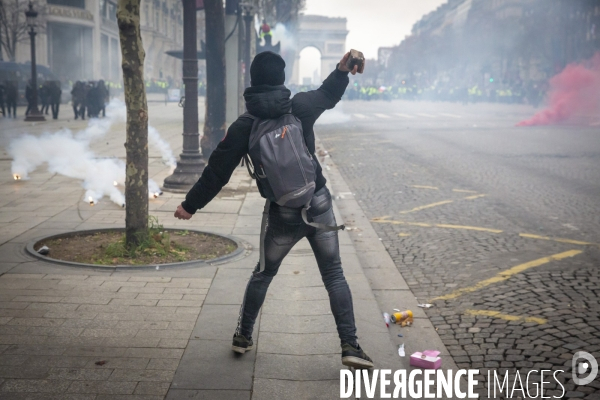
[0,0,44,62]
[256,0,305,27]
[117,0,149,247]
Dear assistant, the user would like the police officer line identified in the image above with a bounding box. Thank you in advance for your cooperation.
[352,112,464,120]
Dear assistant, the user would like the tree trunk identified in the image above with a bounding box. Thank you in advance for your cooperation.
[202,0,226,160]
[117,0,149,247]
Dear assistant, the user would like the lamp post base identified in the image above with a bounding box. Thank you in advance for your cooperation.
[162,153,206,193]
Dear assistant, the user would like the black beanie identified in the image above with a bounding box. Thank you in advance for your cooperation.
[250,51,286,86]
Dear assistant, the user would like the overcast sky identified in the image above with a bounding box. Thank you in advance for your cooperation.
[298,0,447,82]
[304,0,448,59]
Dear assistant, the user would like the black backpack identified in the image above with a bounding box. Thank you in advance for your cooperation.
[243,112,344,231]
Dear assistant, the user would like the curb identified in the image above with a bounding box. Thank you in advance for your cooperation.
[315,135,461,379]
[25,228,253,271]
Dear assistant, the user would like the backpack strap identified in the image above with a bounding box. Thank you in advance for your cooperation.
[242,112,257,179]
[243,154,256,179]
[301,205,345,232]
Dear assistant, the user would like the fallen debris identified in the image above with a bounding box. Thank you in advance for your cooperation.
[410,350,441,369]
[398,343,405,357]
[37,246,50,255]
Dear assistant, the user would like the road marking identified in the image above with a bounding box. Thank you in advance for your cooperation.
[519,233,594,246]
[398,233,411,237]
[374,113,392,119]
[353,113,368,119]
[435,224,503,233]
[464,194,486,200]
[371,218,502,233]
[399,200,454,214]
[465,310,547,325]
[431,250,583,301]
[440,113,463,119]
[416,113,437,118]
[410,185,439,190]
[395,113,415,119]
[453,189,478,193]
[372,218,432,227]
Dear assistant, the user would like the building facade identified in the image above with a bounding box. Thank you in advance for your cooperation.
[387,0,600,86]
[12,0,184,84]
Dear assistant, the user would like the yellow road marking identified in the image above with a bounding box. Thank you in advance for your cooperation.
[432,250,582,301]
[398,233,411,237]
[453,189,478,193]
[465,310,548,325]
[371,219,501,233]
[372,219,432,227]
[519,233,594,246]
[435,224,503,234]
[464,194,487,200]
[399,200,453,214]
[411,185,439,190]
[371,216,391,222]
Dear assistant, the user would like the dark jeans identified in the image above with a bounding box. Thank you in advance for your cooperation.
[236,186,358,346]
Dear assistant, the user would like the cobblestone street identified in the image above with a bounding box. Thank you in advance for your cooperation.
[317,100,600,399]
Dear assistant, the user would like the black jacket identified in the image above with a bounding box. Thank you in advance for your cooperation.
[181,67,350,214]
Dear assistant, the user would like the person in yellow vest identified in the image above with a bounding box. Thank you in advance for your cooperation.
[259,20,273,46]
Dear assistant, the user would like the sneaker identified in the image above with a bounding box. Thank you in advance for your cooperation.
[232,334,254,354]
[341,342,374,369]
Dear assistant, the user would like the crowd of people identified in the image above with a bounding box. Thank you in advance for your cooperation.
[0,81,18,118]
[342,81,546,106]
[288,79,547,106]
[69,80,110,120]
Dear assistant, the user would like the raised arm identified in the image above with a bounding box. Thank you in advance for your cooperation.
[292,52,365,126]
[175,116,252,218]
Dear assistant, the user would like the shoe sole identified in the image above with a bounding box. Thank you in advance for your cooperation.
[342,356,374,369]
[232,344,254,354]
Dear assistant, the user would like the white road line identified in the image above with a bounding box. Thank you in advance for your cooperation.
[374,113,392,119]
[416,113,437,118]
[353,113,368,119]
[394,113,414,119]
[440,113,463,119]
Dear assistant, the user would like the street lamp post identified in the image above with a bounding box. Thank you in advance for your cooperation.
[24,1,45,122]
[241,3,254,89]
[162,0,205,192]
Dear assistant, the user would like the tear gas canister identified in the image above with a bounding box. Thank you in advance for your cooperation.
[391,310,413,326]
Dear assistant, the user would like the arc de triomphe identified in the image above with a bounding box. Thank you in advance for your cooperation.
[289,15,349,84]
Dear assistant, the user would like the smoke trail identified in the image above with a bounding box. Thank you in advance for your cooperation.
[271,23,295,52]
[148,179,163,199]
[517,53,600,127]
[76,98,127,141]
[8,101,176,206]
[148,126,177,173]
[9,131,126,206]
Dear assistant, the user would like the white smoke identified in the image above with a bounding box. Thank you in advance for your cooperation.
[8,100,176,206]
[9,131,126,206]
[76,99,127,142]
[315,101,351,125]
[271,23,295,52]
[148,126,177,173]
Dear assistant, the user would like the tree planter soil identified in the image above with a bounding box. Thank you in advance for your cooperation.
[34,230,237,266]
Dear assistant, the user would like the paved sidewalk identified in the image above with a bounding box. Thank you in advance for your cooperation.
[0,104,457,399]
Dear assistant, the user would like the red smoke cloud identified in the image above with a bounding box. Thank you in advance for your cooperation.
[517,53,600,126]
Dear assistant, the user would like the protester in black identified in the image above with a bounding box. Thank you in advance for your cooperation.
[174,51,373,369]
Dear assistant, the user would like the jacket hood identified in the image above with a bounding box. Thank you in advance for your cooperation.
[244,85,292,119]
